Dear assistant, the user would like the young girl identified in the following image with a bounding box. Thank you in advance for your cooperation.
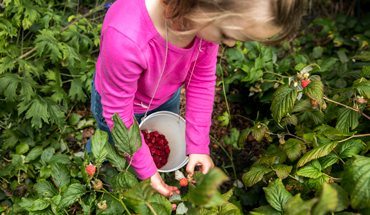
[85,0,304,197]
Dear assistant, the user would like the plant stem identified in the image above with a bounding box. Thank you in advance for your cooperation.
[126,156,133,171]
[60,73,83,77]
[324,96,370,121]
[282,132,312,144]
[263,70,290,78]
[332,150,345,164]
[146,202,158,215]
[233,115,255,124]
[338,134,370,143]
[101,188,131,215]
[0,176,10,184]
[218,46,232,128]
[209,135,238,181]
[64,208,69,215]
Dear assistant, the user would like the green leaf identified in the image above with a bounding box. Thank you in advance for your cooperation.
[336,108,361,133]
[312,47,324,59]
[342,155,370,209]
[222,188,234,201]
[16,143,29,155]
[18,96,49,129]
[242,165,273,187]
[331,183,350,212]
[51,163,70,188]
[303,80,324,106]
[282,115,298,126]
[263,178,293,212]
[360,66,370,77]
[149,202,167,215]
[148,194,172,215]
[218,111,230,127]
[297,141,338,168]
[312,183,338,215]
[296,160,323,179]
[34,29,63,63]
[224,128,241,149]
[19,197,36,211]
[12,154,25,170]
[0,56,16,75]
[337,51,349,63]
[67,113,82,126]
[189,167,229,206]
[318,152,339,169]
[34,181,59,198]
[69,78,87,102]
[284,193,318,215]
[339,139,365,158]
[282,139,303,162]
[91,129,109,166]
[238,128,252,146]
[271,86,297,123]
[30,199,50,211]
[176,202,188,214]
[352,79,370,99]
[105,142,127,171]
[353,51,370,61]
[41,147,55,164]
[58,184,86,209]
[317,58,339,72]
[0,73,36,102]
[25,146,43,162]
[251,124,268,142]
[111,171,138,190]
[249,205,281,215]
[111,113,142,157]
[272,164,292,180]
[308,174,330,190]
[299,110,324,124]
[48,154,72,165]
[123,178,156,205]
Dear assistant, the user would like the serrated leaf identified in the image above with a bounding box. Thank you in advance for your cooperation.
[360,66,370,77]
[272,164,292,179]
[51,163,70,188]
[111,113,142,158]
[0,73,36,102]
[339,139,365,158]
[297,141,338,168]
[331,183,350,212]
[352,79,370,99]
[252,124,267,142]
[41,147,55,164]
[34,181,59,198]
[169,192,182,202]
[342,155,370,209]
[335,108,361,133]
[238,128,252,146]
[224,128,241,149]
[123,178,156,205]
[296,160,323,179]
[308,174,330,190]
[16,143,29,155]
[353,51,370,61]
[218,111,230,127]
[91,129,108,166]
[282,139,303,161]
[25,146,43,162]
[318,152,339,169]
[263,178,293,212]
[222,188,234,201]
[271,86,297,123]
[189,168,229,206]
[148,202,167,215]
[105,142,127,171]
[58,184,86,209]
[242,165,273,187]
[176,202,188,214]
[312,183,338,215]
[282,115,298,126]
[30,199,50,211]
[284,193,318,215]
[313,47,324,58]
[111,171,138,190]
[148,194,172,215]
[303,80,324,106]
[34,29,63,63]
[299,110,324,124]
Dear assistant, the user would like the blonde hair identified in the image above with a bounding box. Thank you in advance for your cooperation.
[162,0,306,44]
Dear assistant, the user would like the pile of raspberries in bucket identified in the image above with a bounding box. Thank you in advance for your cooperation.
[141,130,171,169]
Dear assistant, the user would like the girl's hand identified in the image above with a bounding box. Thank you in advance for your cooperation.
[150,171,180,198]
[186,154,214,176]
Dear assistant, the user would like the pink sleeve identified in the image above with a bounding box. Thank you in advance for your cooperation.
[184,42,219,155]
[98,27,157,180]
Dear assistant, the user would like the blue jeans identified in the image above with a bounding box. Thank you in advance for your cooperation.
[85,72,181,154]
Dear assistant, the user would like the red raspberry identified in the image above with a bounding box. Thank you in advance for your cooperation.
[165,149,171,154]
[179,178,188,186]
[301,80,310,88]
[153,156,160,163]
[164,154,169,159]
[164,140,168,145]
[159,145,165,150]
[158,139,164,145]
[154,131,159,137]
[86,164,96,176]
[150,132,154,136]
[161,159,167,165]
[156,150,161,155]
[160,134,165,139]
[160,151,165,156]
[156,163,162,169]
[151,139,156,144]
[145,134,150,140]
[165,145,169,149]
[172,204,176,211]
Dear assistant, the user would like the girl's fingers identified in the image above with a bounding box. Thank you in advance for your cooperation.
[175,190,180,194]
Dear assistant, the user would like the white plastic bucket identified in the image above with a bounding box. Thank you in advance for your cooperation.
[139,111,188,173]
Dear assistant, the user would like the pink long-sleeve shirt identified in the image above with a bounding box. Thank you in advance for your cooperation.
[95,0,219,179]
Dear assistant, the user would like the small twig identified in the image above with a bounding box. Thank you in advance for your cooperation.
[338,134,370,143]
[324,96,370,121]
[332,150,345,164]
[60,73,83,77]
[263,69,290,79]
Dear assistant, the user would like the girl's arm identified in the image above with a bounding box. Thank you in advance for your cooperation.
[184,42,219,156]
[98,26,157,180]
